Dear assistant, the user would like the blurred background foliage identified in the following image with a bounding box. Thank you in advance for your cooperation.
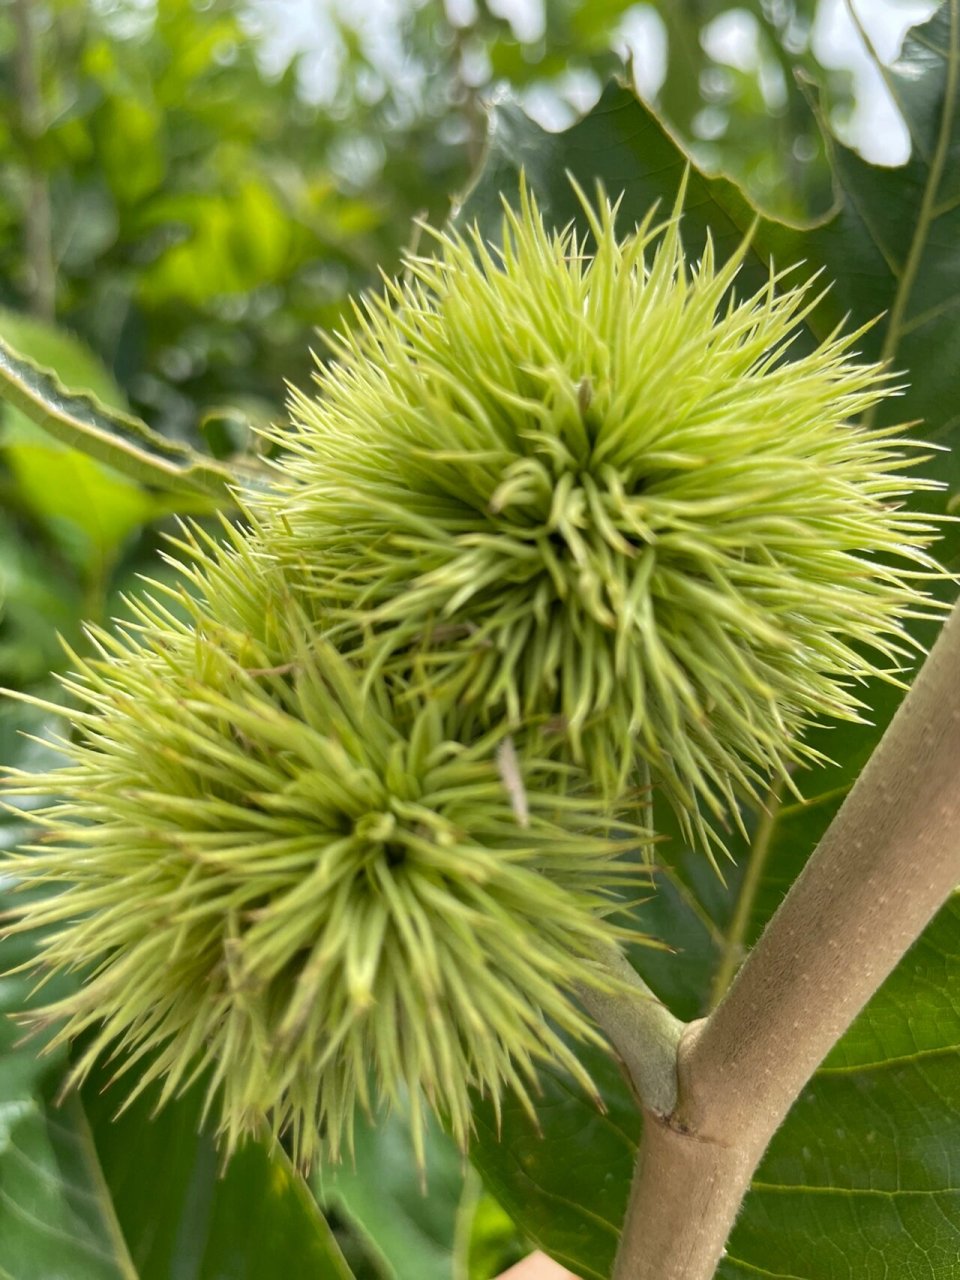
[0,0,933,698]
[0,0,903,445]
[0,1,941,1276]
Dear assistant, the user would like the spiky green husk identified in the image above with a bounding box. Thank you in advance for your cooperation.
[259,185,943,853]
[4,527,650,1167]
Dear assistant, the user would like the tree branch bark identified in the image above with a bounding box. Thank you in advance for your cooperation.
[614,1097,758,1280]
[604,597,960,1279]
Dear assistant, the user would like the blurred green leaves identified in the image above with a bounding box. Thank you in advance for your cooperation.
[0,0,854,445]
[0,310,235,699]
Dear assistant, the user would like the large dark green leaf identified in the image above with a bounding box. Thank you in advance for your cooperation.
[460,5,960,1276]
[469,1044,638,1280]
[82,1080,355,1280]
[0,897,139,1280]
[315,1109,476,1280]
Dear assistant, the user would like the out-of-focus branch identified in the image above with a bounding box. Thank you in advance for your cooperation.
[13,0,56,320]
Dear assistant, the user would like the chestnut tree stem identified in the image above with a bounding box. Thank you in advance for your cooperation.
[587,598,960,1279]
[577,942,685,1116]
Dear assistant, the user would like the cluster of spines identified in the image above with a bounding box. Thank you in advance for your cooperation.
[4,525,651,1166]
[253,184,943,855]
[2,180,946,1166]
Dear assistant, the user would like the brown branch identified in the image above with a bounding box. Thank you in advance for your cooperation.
[605,596,960,1279]
[614,1097,757,1280]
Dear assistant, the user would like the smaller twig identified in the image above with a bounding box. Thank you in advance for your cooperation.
[576,942,685,1117]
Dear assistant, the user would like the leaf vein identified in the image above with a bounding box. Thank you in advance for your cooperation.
[750,1181,960,1201]
[817,1041,960,1075]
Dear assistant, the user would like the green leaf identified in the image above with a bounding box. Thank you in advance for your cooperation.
[82,1079,355,1280]
[460,5,960,1276]
[137,181,294,306]
[0,1084,138,1280]
[0,310,158,573]
[468,1046,638,1280]
[315,1109,476,1280]
[0,310,234,580]
[0,511,85,684]
[466,1191,526,1280]
[775,4,960,445]
[0,334,240,504]
[0,942,357,1280]
[457,82,771,304]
